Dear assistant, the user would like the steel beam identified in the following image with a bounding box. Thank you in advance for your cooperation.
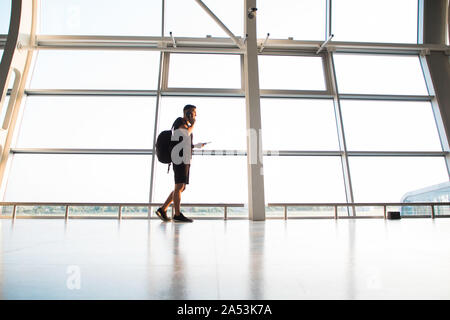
[193,0,243,49]
[420,0,450,179]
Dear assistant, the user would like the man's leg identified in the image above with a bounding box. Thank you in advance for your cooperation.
[173,183,185,216]
[161,191,174,213]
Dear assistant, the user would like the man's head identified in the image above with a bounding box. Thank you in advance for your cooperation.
[183,104,197,123]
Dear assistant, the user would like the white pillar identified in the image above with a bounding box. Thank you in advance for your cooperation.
[244,0,265,221]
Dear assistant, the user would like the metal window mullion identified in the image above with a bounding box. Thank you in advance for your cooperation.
[148,0,166,210]
[161,0,165,37]
[326,0,332,40]
[326,51,355,216]
[148,51,166,209]
[417,0,425,44]
[419,54,450,179]
[24,89,159,96]
[10,148,155,155]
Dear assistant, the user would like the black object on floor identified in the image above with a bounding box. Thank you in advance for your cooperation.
[387,211,401,220]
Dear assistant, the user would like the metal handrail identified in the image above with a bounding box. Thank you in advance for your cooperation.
[268,202,450,220]
[1,201,449,220]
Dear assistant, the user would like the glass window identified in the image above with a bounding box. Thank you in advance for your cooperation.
[153,155,247,204]
[341,100,442,151]
[333,54,428,95]
[261,98,339,151]
[259,55,326,90]
[349,157,449,203]
[165,0,243,38]
[15,96,156,149]
[39,0,162,36]
[30,50,161,90]
[0,0,11,34]
[332,0,418,43]
[168,53,241,89]
[258,0,326,41]
[3,154,152,202]
[263,156,347,203]
[158,97,246,150]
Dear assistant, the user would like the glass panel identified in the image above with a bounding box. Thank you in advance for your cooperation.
[121,206,149,218]
[39,0,162,36]
[30,50,160,90]
[0,0,11,34]
[0,206,13,217]
[158,96,246,150]
[263,156,347,203]
[153,155,247,204]
[165,0,243,38]
[332,0,418,43]
[341,101,442,151]
[288,206,336,218]
[258,0,326,41]
[67,206,119,217]
[168,53,241,89]
[16,96,156,149]
[334,54,428,95]
[259,55,326,90]
[4,154,152,202]
[349,157,449,203]
[261,98,339,151]
[14,206,66,217]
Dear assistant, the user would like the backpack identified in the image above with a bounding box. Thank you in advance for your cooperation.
[155,130,175,164]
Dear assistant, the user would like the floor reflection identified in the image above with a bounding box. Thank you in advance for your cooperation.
[248,222,265,299]
[1,219,450,299]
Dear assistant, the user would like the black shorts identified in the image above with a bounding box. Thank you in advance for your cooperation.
[173,163,190,185]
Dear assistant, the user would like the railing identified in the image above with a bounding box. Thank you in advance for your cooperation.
[0,202,449,220]
[268,202,450,219]
[0,202,244,220]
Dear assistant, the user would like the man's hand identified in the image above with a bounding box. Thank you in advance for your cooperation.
[193,142,206,148]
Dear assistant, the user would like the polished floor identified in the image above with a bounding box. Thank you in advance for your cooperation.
[1,218,450,299]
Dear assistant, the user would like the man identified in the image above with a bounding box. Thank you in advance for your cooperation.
[155,104,205,222]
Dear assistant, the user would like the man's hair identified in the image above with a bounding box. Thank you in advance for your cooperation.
[183,104,196,114]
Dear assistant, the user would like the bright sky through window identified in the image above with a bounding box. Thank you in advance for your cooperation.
[168,54,241,89]
[166,0,243,37]
[333,54,428,95]
[0,0,10,34]
[332,0,418,43]
[30,50,160,90]
[258,55,326,90]
[258,0,326,40]
[39,0,162,35]
[16,96,156,149]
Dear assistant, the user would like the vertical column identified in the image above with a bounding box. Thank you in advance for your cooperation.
[244,0,265,221]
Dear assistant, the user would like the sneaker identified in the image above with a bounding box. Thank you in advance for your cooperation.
[155,207,171,222]
[173,212,193,223]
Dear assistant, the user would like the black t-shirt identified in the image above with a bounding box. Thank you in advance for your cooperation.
[171,117,194,160]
